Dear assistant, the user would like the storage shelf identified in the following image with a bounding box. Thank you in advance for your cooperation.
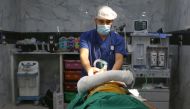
[11,51,68,104]
[13,51,79,55]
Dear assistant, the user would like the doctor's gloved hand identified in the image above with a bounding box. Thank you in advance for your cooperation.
[87,67,100,76]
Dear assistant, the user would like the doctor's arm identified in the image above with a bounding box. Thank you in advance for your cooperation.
[112,53,123,70]
[80,48,100,75]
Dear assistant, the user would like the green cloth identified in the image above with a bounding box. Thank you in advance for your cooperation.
[67,92,148,109]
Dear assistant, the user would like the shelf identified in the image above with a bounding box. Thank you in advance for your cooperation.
[131,32,172,38]
[138,88,169,92]
[13,51,79,55]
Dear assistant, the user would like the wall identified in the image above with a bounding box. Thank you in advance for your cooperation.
[4,0,190,32]
[178,46,190,109]
[165,0,190,31]
[168,45,190,109]
[18,0,166,32]
[165,1,190,107]
[169,45,180,109]
[0,45,14,108]
[0,0,20,31]
[0,0,167,32]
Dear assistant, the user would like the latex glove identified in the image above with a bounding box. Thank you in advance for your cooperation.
[94,69,107,75]
[87,67,100,76]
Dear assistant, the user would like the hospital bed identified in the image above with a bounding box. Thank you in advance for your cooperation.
[67,69,157,109]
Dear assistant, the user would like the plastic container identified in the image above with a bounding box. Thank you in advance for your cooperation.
[59,37,69,52]
[64,82,77,91]
[74,37,80,52]
[53,92,64,109]
[64,92,77,103]
[64,71,81,81]
[64,60,82,70]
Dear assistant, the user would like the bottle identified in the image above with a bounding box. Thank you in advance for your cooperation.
[2,35,7,45]
[49,35,55,53]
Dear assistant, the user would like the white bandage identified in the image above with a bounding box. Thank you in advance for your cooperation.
[77,70,134,94]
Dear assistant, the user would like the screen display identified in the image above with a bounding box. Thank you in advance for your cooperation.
[134,21,148,31]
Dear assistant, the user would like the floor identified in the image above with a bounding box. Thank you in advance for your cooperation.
[0,103,68,109]
[1,104,48,109]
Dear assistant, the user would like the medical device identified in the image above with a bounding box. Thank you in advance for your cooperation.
[134,20,148,33]
[17,61,40,104]
[93,59,108,71]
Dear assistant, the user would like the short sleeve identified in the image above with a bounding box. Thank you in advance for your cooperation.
[80,32,89,49]
[114,36,127,56]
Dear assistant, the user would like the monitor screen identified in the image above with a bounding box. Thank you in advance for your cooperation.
[134,20,148,31]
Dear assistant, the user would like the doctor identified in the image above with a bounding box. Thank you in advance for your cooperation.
[80,5,127,76]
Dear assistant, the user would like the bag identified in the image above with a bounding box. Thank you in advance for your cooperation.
[53,91,64,109]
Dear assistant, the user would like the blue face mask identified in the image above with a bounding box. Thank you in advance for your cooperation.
[97,24,111,35]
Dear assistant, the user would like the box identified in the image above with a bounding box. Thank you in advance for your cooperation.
[64,71,81,81]
[64,92,77,103]
[64,82,77,91]
[53,92,64,109]
[64,60,82,70]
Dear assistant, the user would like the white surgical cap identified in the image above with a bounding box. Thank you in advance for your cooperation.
[96,6,117,20]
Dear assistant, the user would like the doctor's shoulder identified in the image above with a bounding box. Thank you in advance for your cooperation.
[111,31,124,41]
[80,29,96,39]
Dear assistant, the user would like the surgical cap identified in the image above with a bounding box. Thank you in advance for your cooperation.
[96,6,117,20]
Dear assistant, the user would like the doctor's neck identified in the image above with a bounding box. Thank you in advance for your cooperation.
[98,33,107,41]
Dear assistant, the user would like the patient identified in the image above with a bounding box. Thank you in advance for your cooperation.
[68,70,157,109]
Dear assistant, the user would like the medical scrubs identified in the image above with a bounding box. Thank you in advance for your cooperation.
[80,29,127,76]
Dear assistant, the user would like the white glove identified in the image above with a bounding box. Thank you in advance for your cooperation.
[87,67,100,76]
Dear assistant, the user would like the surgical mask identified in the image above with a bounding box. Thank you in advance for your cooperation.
[97,24,111,35]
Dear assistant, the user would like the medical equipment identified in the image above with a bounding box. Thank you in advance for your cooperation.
[17,61,40,104]
[134,20,148,33]
[131,33,171,78]
[133,12,148,34]
[150,50,158,67]
[93,59,108,71]
[158,50,166,67]
[130,33,171,109]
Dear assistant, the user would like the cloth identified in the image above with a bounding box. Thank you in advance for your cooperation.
[67,92,149,109]
[88,82,127,97]
[80,29,127,76]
